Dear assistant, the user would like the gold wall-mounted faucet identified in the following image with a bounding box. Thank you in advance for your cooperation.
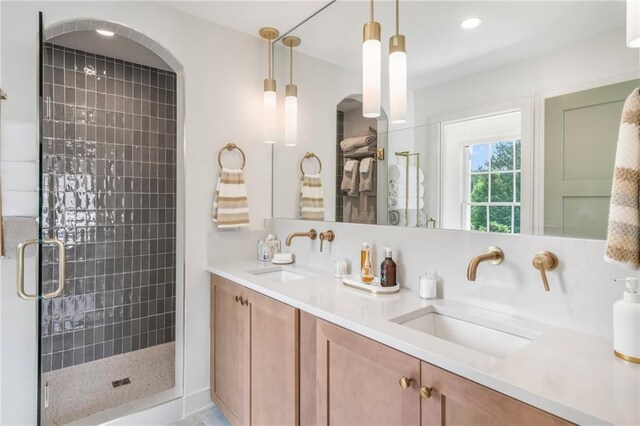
[285,229,317,246]
[466,246,504,281]
[532,251,558,291]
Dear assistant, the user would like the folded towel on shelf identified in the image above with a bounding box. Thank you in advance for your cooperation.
[605,88,640,269]
[341,160,360,197]
[343,145,377,158]
[340,135,376,152]
[359,157,376,194]
[212,168,249,228]
[300,173,325,221]
[395,183,425,198]
[389,164,424,184]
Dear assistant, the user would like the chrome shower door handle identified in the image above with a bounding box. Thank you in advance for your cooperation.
[17,238,66,300]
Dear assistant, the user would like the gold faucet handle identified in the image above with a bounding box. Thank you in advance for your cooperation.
[532,251,558,292]
[319,230,335,252]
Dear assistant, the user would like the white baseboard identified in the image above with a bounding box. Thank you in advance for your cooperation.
[183,387,214,418]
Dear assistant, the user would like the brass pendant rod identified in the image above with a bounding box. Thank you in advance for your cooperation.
[269,40,273,80]
[396,0,400,35]
[370,0,374,22]
[289,45,293,85]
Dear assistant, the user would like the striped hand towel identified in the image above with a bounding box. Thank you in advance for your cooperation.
[605,88,640,269]
[300,173,325,220]
[212,168,249,228]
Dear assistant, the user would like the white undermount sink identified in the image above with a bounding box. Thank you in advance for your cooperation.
[391,306,538,359]
[248,266,316,283]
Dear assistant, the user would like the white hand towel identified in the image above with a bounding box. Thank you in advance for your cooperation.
[300,173,325,221]
[605,88,640,269]
[340,135,376,152]
[395,183,425,198]
[212,168,249,228]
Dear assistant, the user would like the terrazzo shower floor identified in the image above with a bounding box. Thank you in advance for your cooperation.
[42,342,175,425]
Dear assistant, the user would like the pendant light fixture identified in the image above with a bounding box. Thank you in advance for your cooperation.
[628,0,640,47]
[389,0,407,123]
[260,27,279,144]
[283,36,301,147]
[362,0,381,118]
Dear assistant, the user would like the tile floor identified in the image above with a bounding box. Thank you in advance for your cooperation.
[181,407,230,426]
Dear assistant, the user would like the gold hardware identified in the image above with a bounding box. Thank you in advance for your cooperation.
[419,386,432,399]
[300,152,322,174]
[467,246,504,281]
[259,27,279,82]
[389,34,406,54]
[282,36,301,48]
[363,21,381,42]
[235,295,241,303]
[399,377,413,389]
[286,229,318,246]
[239,297,249,307]
[377,147,385,160]
[17,238,66,300]
[614,350,640,364]
[319,230,335,252]
[532,251,558,292]
[217,143,246,170]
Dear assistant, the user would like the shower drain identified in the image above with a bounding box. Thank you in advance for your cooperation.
[112,377,132,388]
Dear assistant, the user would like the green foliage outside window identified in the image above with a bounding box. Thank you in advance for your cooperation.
[469,140,521,233]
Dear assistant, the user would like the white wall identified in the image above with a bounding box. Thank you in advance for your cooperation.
[413,28,638,125]
[0,1,272,423]
[270,218,633,340]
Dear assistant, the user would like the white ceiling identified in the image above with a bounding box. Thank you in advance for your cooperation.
[278,1,627,88]
[164,0,330,38]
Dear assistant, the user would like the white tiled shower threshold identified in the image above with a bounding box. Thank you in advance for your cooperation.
[44,342,175,425]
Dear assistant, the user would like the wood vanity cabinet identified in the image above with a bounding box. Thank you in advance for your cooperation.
[315,319,422,425]
[313,319,571,426]
[210,275,570,426]
[210,275,298,426]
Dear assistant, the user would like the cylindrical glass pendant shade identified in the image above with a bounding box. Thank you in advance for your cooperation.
[285,84,298,147]
[389,35,407,124]
[263,79,277,144]
[628,0,640,47]
[363,22,381,118]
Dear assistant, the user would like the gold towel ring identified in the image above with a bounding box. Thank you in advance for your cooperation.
[218,143,246,170]
[300,152,322,174]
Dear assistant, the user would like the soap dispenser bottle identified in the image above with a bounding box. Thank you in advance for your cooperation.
[613,277,640,363]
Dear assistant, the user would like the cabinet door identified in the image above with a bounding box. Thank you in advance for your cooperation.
[316,320,421,425]
[211,275,249,425]
[246,289,299,426]
[421,362,571,426]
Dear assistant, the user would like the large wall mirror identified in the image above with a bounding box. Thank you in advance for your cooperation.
[272,0,639,240]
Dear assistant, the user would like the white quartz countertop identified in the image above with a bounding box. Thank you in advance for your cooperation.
[206,260,640,425]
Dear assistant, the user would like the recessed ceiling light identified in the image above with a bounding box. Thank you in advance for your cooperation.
[96,29,114,37]
[460,18,482,29]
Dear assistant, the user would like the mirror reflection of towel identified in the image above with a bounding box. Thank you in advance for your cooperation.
[359,157,376,194]
[341,160,359,197]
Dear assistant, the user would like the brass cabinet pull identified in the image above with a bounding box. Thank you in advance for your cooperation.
[235,295,241,303]
[420,386,432,399]
[17,238,66,300]
[399,377,413,389]
[241,297,249,306]
[531,251,558,292]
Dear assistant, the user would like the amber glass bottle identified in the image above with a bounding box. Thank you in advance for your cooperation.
[380,248,396,287]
